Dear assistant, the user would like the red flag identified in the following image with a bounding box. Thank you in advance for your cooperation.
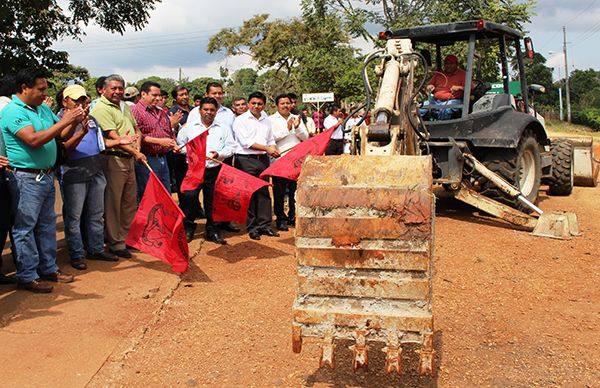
[213,164,271,224]
[180,131,208,192]
[126,172,189,273]
[259,127,335,180]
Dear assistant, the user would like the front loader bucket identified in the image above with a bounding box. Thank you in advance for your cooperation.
[292,155,435,375]
[532,211,581,239]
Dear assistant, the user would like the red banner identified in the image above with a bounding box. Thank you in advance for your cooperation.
[180,131,208,192]
[213,164,271,224]
[259,127,335,180]
[126,172,189,273]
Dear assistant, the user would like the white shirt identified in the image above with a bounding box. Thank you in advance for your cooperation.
[188,104,237,153]
[269,111,309,153]
[233,110,275,155]
[324,114,343,139]
[176,120,234,169]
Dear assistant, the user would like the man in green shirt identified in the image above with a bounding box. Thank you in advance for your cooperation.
[91,74,145,258]
[1,68,83,293]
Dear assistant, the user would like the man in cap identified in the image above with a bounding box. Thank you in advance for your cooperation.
[123,86,140,106]
[58,85,119,269]
[421,54,467,120]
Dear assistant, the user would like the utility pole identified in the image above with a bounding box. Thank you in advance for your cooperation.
[563,26,572,123]
[179,67,182,83]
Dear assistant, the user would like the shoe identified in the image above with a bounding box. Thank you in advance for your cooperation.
[261,228,280,237]
[276,221,289,231]
[186,230,195,243]
[17,279,53,293]
[0,274,17,285]
[39,269,74,283]
[206,232,226,245]
[249,231,261,240]
[87,251,118,262]
[288,218,296,226]
[220,223,241,233]
[70,259,88,270]
[110,249,132,259]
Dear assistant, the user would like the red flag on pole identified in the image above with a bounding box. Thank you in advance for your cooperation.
[259,127,335,180]
[180,131,208,192]
[213,164,271,224]
[126,171,189,273]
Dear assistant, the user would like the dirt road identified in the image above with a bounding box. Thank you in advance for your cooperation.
[1,182,599,387]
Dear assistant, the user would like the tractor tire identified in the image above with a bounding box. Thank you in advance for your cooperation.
[477,131,542,214]
[547,139,574,196]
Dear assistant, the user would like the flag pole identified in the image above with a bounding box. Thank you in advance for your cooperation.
[143,160,153,172]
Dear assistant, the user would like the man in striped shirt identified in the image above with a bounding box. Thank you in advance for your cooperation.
[131,81,180,199]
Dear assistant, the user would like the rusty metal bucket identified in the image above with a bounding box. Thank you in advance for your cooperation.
[532,211,581,239]
[292,155,436,375]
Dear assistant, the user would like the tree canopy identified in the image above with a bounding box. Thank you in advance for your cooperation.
[0,0,161,74]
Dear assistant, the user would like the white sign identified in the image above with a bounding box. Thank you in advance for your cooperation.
[302,92,335,103]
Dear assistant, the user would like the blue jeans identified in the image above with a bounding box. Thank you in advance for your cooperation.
[420,98,463,120]
[7,171,58,283]
[61,170,107,259]
[134,155,171,201]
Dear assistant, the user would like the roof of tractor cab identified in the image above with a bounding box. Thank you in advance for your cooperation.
[386,20,523,45]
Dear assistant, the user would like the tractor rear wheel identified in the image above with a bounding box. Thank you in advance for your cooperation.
[477,131,542,213]
[547,138,574,196]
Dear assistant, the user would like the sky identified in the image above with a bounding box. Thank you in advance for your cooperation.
[53,0,600,84]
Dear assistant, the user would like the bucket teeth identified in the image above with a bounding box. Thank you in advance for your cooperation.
[418,332,435,375]
[382,345,402,374]
[319,334,335,368]
[349,330,369,371]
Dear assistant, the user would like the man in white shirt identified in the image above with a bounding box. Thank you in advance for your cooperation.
[177,97,234,244]
[269,94,309,231]
[343,109,361,154]
[233,91,280,240]
[323,105,344,155]
[187,82,240,232]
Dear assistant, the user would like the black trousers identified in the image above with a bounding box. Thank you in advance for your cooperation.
[180,165,220,234]
[0,169,15,268]
[272,176,297,223]
[234,154,272,234]
[168,151,192,202]
[325,138,344,155]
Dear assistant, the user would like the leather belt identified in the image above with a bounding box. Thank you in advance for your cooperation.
[101,150,132,159]
[6,166,53,174]
[235,153,268,160]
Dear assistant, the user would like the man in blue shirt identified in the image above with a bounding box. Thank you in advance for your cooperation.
[1,68,83,293]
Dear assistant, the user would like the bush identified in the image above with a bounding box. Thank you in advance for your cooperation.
[572,108,600,131]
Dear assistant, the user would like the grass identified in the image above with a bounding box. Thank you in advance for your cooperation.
[545,120,600,140]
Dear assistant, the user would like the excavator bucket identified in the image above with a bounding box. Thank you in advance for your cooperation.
[532,211,581,239]
[292,155,435,375]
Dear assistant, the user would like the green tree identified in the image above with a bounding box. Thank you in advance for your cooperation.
[568,69,600,108]
[0,0,161,74]
[46,64,91,98]
[207,13,364,103]
[522,53,556,107]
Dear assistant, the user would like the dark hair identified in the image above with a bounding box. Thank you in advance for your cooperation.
[193,94,202,101]
[329,105,340,115]
[0,74,17,97]
[205,82,223,94]
[171,85,188,99]
[140,81,161,93]
[248,91,266,103]
[160,89,169,98]
[233,97,246,104]
[15,68,50,92]
[95,76,107,94]
[275,93,290,105]
[287,92,298,100]
[55,87,66,111]
[199,96,218,109]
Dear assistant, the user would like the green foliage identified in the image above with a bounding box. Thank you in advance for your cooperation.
[227,68,259,101]
[207,12,364,103]
[46,64,91,98]
[568,69,600,108]
[0,0,161,75]
[572,108,600,131]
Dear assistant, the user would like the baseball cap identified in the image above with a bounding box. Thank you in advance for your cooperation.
[124,86,139,99]
[444,55,458,63]
[63,85,88,100]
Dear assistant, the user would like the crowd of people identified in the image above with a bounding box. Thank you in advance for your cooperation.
[0,67,355,294]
